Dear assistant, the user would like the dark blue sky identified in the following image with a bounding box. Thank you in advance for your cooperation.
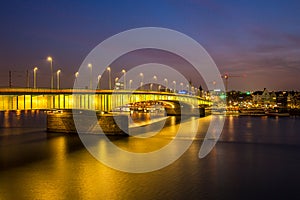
[1,0,300,91]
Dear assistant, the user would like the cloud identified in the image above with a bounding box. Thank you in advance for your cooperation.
[250,25,300,52]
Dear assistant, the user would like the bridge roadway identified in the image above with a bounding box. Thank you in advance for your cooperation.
[0,88,211,111]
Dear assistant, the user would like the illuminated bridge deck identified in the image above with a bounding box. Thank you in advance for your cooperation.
[0,88,211,111]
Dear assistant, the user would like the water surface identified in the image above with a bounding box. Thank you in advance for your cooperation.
[1,111,300,199]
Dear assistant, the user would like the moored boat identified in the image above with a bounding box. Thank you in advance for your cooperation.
[238,108,266,116]
[265,108,290,117]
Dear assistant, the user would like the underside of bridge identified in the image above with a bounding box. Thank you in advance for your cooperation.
[125,100,204,116]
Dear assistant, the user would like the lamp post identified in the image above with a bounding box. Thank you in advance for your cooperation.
[186,84,189,94]
[107,67,111,90]
[129,79,132,90]
[197,88,200,96]
[33,67,38,89]
[97,75,101,89]
[75,72,79,86]
[115,77,119,89]
[173,81,176,93]
[122,69,126,89]
[88,63,92,89]
[47,56,53,89]
[74,72,79,89]
[164,78,168,92]
[56,70,61,89]
[139,73,144,90]
[153,75,157,91]
[180,82,183,91]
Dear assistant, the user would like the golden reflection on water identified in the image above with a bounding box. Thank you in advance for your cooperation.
[111,116,182,153]
[3,110,9,127]
[1,111,299,199]
[16,110,21,120]
[246,121,252,128]
[20,136,140,199]
[81,116,203,167]
[225,115,235,142]
[49,136,67,166]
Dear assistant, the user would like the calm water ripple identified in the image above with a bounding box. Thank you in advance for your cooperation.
[1,111,300,199]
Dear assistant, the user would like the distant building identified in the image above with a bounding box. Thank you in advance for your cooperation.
[292,92,300,108]
[270,91,277,104]
[276,91,288,107]
[252,88,277,107]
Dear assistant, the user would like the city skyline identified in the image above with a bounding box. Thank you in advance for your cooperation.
[0,0,300,91]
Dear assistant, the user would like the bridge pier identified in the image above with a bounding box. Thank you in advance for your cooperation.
[47,110,128,135]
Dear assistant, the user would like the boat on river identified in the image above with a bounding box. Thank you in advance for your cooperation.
[265,108,290,117]
[238,108,266,116]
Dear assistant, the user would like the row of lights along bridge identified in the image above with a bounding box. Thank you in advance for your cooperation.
[29,56,201,95]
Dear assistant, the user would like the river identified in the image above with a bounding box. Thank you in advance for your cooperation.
[1,111,300,199]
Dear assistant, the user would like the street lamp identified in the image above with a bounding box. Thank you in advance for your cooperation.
[129,79,133,90]
[47,56,53,89]
[115,77,119,89]
[122,69,126,89]
[97,75,101,89]
[186,84,189,94]
[180,82,183,91]
[153,75,157,91]
[75,72,79,88]
[173,81,176,93]
[164,78,168,92]
[107,66,111,90]
[150,83,153,91]
[33,67,38,89]
[139,73,144,90]
[88,63,92,89]
[75,71,79,80]
[56,69,61,89]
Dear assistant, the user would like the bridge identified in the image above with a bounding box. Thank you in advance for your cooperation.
[0,88,211,111]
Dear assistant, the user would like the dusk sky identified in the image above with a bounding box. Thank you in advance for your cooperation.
[1,0,300,91]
